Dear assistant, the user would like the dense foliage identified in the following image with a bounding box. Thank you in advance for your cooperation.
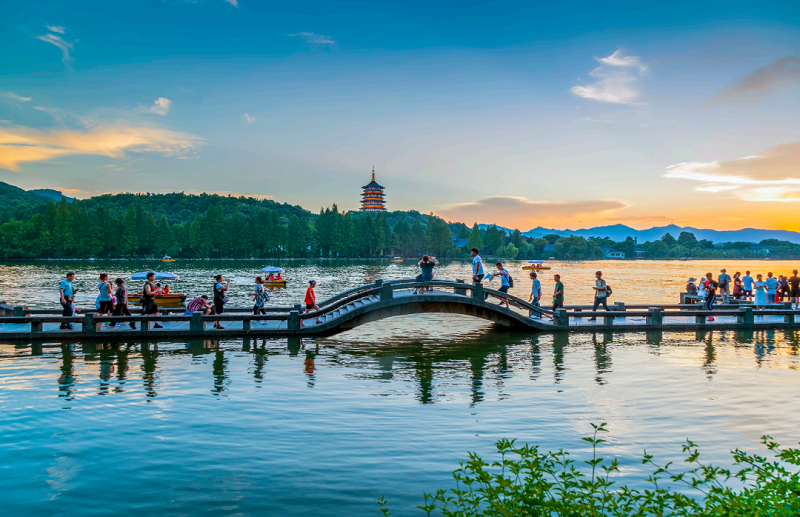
[377,423,800,516]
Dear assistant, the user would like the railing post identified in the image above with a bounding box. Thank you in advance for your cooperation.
[554,308,569,327]
[14,306,24,317]
[680,292,688,305]
[288,310,300,331]
[190,311,205,332]
[695,314,706,325]
[379,280,393,301]
[472,282,484,301]
[84,313,96,334]
[243,318,251,333]
[455,279,466,296]
[783,303,794,325]
[603,307,615,326]
[647,307,663,326]
[737,307,754,326]
[31,319,43,333]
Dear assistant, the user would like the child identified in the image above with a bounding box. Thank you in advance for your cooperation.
[112,277,136,329]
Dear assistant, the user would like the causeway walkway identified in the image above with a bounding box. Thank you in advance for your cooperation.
[1,279,798,341]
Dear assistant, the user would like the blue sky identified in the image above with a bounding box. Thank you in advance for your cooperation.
[2,0,800,230]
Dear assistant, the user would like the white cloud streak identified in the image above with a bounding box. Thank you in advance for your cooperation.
[223,0,238,7]
[35,33,73,66]
[46,25,65,34]
[571,49,647,104]
[288,32,335,45]
[1,91,32,102]
[664,142,800,201]
[714,56,800,100]
[244,113,256,124]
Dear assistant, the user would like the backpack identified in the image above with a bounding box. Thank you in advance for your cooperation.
[606,284,612,297]
[507,273,514,288]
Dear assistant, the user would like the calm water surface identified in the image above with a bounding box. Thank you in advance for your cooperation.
[1,260,799,515]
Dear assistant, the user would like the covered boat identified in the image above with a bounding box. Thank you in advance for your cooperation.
[522,260,551,270]
[162,255,176,262]
[132,272,186,306]
[391,256,403,263]
[261,266,287,287]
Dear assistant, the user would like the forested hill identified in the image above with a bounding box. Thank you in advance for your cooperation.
[0,185,460,259]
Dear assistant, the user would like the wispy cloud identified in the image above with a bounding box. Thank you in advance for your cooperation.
[1,91,32,103]
[35,29,74,67]
[713,56,800,101]
[571,49,647,104]
[145,97,171,116]
[46,25,65,34]
[664,142,800,201]
[437,196,627,228]
[223,0,238,6]
[288,32,335,45]
[0,125,201,171]
[244,113,256,124]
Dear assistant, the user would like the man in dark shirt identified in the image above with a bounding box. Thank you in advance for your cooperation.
[704,272,718,321]
[790,269,800,310]
[414,255,439,294]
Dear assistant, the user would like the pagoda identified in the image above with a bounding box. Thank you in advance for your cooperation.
[360,167,387,212]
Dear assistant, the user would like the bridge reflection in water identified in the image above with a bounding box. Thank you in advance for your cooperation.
[11,328,798,404]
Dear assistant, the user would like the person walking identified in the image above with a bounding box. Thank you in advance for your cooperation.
[185,294,212,316]
[142,272,163,328]
[779,275,790,302]
[789,270,800,310]
[97,273,114,319]
[552,274,564,309]
[470,248,484,283]
[732,272,743,300]
[252,276,269,315]
[754,274,768,310]
[212,274,230,329]
[765,272,778,304]
[413,255,439,294]
[588,271,608,321]
[493,262,511,308]
[718,269,731,304]
[59,272,78,329]
[304,280,322,324]
[528,271,541,318]
[703,272,718,321]
[742,271,754,300]
[111,277,135,329]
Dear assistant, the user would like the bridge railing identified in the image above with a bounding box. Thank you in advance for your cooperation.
[549,305,800,328]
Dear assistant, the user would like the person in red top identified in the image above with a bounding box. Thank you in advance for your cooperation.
[163,284,170,294]
[304,280,322,324]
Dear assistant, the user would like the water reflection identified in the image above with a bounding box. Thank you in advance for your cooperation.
[8,328,800,404]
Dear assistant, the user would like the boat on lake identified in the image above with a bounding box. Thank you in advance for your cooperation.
[132,271,186,306]
[261,266,287,287]
[391,256,403,263]
[162,255,176,262]
[522,260,551,270]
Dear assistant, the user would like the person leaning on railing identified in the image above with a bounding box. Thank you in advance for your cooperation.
[413,255,439,294]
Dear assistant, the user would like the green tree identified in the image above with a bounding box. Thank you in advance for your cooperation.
[466,223,483,252]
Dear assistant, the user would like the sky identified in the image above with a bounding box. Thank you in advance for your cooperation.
[2,0,800,232]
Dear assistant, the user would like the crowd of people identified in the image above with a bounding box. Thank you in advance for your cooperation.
[53,258,800,330]
[687,269,800,315]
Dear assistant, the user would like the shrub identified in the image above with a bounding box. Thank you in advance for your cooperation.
[378,423,800,516]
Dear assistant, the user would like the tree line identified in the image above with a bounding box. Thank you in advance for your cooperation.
[1,191,798,260]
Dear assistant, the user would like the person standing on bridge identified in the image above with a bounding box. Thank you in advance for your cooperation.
[470,248,484,283]
[213,274,230,329]
[552,274,564,309]
[304,280,322,324]
[252,276,269,315]
[742,271,754,300]
[765,272,778,304]
[528,271,541,318]
[754,274,767,309]
[413,255,439,294]
[59,272,78,330]
[493,262,511,308]
[703,272,718,321]
[588,271,608,321]
[789,270,800,309]
[718,269,731,304]
[143,272,164,329]
[111,277,135,329]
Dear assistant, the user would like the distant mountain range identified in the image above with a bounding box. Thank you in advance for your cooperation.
[28,188,73,202]
[481,223,800,244]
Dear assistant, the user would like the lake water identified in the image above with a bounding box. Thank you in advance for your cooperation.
[1,259,799,515]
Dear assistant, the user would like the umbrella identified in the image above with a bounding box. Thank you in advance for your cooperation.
[131,272,181,280]
[261,267,285,273]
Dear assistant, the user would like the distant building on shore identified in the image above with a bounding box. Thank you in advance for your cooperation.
[360,167,386,212]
